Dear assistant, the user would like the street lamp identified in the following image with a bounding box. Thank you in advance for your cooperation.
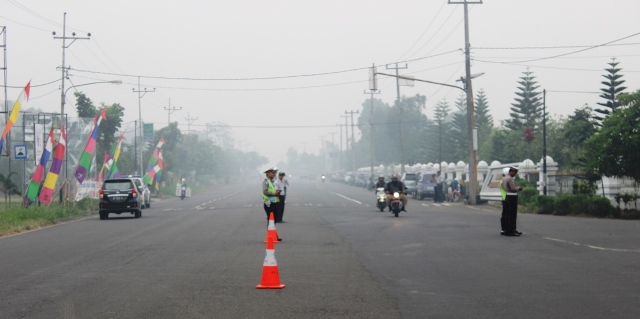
[63,80,123,115]
[62,79,122,178]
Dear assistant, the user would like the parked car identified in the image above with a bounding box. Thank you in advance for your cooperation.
[401,172,418,183]
[99,178,144,220]
[414,172,437,200]
[405,180,417,198]
[128,175,151,208]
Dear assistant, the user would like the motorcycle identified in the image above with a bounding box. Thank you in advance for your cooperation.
[181,186,186,200]
[375,187,386,212]
[390,192,404,217]
[448,187,462,202]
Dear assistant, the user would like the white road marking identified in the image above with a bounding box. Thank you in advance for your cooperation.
[544,237,640,253]
[333,193,362,205]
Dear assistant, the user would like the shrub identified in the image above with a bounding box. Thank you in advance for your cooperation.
[518,187,539,205]
[75,198,98,211]
[532,195,556,215]
[584,196,615,218]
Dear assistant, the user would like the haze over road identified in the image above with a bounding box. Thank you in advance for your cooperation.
[2,180,639,318]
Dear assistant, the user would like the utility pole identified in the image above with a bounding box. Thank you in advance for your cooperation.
[364,89,380,180]
[543,89,547,196]
[449,0,482,204]
[53,13,90,179]
[164,98,182,126]
[185,113,198,135]
[341,114,349,171]
[132,77,155,176]
[386,63,408,174]
[345,110,359,173]
[328,131,336,171]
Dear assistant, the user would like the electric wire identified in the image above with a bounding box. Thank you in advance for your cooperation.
[473,32,640,64]
[395,0,449,61]
[472,58,640,73]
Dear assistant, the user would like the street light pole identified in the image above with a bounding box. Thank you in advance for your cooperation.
[63,80,121,179]
[132,76,155,176]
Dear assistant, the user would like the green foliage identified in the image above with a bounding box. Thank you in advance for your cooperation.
[593,58,627,126]
[451,93,469,161]
[583,89,640,182]
[532,195,556,214]
[0,204,87,236]
[572,179,595,195]
[75,198,99,211]
[505,69,543,132]
[518,187,538,205]
[0,171,20,202]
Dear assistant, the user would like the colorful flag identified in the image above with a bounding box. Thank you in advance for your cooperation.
[0,81,31,155]
[143,138,165,185]
[97,152,109,182]
[106,132,125,179]
[25,127,54,205]
[153,150,164,191]
[75,109,107,184]
[39,125,66,205]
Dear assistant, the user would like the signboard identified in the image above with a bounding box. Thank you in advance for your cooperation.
[14,144,27,160]
[34,124,44,166]
[479,163,520,202]
[143,123,154,143]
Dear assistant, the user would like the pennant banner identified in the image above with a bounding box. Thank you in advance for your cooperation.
[75,109,106,184]
[143,138,165,185]
[39,125,67,204]
[25,127,54,205]
[0,81,31,155]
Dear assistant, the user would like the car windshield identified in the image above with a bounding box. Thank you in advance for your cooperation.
[104,182,132,191]
[405,181,415,185]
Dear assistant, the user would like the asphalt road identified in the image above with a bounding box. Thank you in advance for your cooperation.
[1,180,639,318]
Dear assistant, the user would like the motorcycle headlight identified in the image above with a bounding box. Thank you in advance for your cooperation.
[393,192,400,199]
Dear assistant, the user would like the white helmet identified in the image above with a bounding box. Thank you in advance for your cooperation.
[502,167,510,176]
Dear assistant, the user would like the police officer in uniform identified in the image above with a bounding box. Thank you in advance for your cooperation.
[499,167,510,235]
[262,167,282,241]
[502,166,523,236]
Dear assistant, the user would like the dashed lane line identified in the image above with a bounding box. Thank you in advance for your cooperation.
[544,237,640,253]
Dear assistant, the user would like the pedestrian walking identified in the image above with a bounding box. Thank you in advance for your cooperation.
[502,166,524,236]
[262,167,282,241]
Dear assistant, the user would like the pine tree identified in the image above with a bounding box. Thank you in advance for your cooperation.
[450,93,468,161]
[431,99,453,164]
[474,89,494,128]
[593,58,626,126]
[505,69,543,133]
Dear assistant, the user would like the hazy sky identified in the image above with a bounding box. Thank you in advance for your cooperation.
[2,0,639,167]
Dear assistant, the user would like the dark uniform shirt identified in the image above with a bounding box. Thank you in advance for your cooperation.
[384,181,406,194]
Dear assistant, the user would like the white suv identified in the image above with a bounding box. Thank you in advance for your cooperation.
[128,176,151,209]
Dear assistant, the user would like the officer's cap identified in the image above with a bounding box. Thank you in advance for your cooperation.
[264,167,278,173]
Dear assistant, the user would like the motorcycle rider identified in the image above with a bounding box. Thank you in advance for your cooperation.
[372,176,386,191]
[384,174,408,212]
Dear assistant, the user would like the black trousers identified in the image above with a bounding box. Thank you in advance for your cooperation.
[500,200,507,231]
[263,202,280,226]
[276,195,286,222]
[505,195,518,232]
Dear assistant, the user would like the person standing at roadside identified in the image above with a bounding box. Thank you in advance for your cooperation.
[436,171,445,203]
[275,171,289,223]
[499,167,510,235]
[502,166,524,236]
[430,174,437,202]
[262,167,282,241]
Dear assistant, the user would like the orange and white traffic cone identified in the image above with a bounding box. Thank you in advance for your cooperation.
[256,234,285,289]
[264,212,280,243]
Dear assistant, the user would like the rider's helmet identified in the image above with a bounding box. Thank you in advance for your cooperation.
[391,174,398,180]
[378,175,384,180]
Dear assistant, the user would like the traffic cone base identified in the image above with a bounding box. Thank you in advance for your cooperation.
[264,212,280,244]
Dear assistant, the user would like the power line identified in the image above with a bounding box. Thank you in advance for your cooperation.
[395,0,449,61]
[67,50,461,81]
[472,42,640,50]
[475,32,640,64]
[472,58,640,73]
